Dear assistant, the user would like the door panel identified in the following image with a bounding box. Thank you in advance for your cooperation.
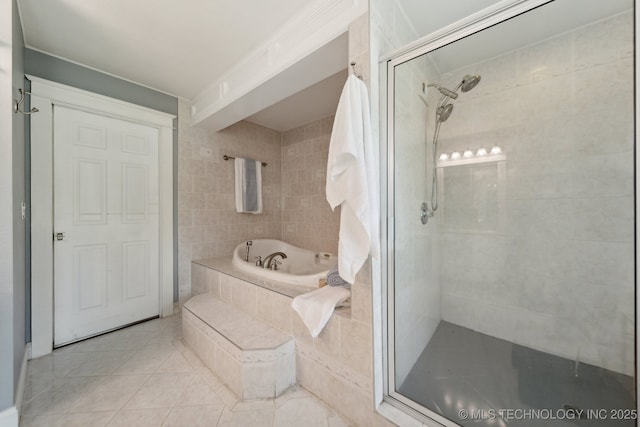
[122,163,149,223]
[75,159,107,224]
[54,106,160,346]
[122,241,150,300]
[74,244,107,311]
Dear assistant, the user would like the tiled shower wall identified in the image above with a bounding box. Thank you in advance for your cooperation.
[281,116,340,254]
[437,10,634,375]
[393,54,443,386]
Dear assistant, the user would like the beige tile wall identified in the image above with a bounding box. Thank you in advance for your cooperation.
[281,116,340,254]
[178,108,342,303]
[177,103,281,303]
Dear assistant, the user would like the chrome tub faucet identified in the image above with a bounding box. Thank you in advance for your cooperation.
[263,252,287,270]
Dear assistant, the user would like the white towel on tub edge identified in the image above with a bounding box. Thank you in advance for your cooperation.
[291,286,351,338]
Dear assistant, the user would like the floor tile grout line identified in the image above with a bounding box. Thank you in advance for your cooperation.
[171,341,236,416]
[24,374,135,418]
[64,349,138,378]
[112,372,155,414]
[214,406,225,426]
[157,406,173,427]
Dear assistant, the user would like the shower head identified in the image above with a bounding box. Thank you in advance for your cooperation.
[437,104,453,122]
[459,74,481,92]
[425,74,480,123]
[427,83,459,100]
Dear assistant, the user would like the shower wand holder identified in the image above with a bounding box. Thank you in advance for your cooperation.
[420,202,434,224]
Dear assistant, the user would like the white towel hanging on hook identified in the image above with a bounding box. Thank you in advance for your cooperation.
[325,74,380,285]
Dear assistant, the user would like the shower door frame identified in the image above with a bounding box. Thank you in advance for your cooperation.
[380,0,639,425]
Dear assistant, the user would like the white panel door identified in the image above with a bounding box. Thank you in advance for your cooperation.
[53,106,160,346]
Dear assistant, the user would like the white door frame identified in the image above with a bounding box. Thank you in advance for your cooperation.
[29,76,175,358]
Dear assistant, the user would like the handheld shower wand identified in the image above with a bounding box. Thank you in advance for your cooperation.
[420,75,481,224]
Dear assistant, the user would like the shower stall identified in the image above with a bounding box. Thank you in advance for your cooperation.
[382,1,636,426]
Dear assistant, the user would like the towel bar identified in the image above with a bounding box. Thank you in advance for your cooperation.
[223,155,267,167]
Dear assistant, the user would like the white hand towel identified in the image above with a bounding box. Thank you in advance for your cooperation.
[325,74,380,284]
[291,286,351,337]
[234,157,263,214]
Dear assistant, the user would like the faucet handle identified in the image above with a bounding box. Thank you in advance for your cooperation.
[244,240,253,262]
[255,256,263,267]
[270,258,281,271]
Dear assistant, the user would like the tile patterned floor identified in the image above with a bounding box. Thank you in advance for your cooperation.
[20,315,353,427]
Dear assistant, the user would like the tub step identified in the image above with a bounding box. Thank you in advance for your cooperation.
[182,294,295,400]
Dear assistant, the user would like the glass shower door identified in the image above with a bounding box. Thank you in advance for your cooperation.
[386,1,636,426]
[390,52,443,397]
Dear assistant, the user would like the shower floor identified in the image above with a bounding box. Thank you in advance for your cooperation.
[398,322,635,427]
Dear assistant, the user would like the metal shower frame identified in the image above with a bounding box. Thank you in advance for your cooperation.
[378,1,576,426]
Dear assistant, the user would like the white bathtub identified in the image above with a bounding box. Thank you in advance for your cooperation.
[232,239,336,286]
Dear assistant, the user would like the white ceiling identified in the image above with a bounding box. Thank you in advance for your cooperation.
[17,0,311,100]
[246,69,348,132]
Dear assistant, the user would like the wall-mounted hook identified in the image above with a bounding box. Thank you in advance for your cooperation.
[350,61,363,80]
[14,89,39,115]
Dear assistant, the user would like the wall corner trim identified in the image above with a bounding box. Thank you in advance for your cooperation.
[14,343,29,418]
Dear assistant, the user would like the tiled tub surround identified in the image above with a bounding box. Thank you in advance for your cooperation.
[191,257,316,299]
[177,104,340,305]
[182,294,295,400]
[190,258,378,426]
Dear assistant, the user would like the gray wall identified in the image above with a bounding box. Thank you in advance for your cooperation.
[25,49,177,115]
[12,0,26,402]
[24,49,180,310]
[0,0,26,412]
